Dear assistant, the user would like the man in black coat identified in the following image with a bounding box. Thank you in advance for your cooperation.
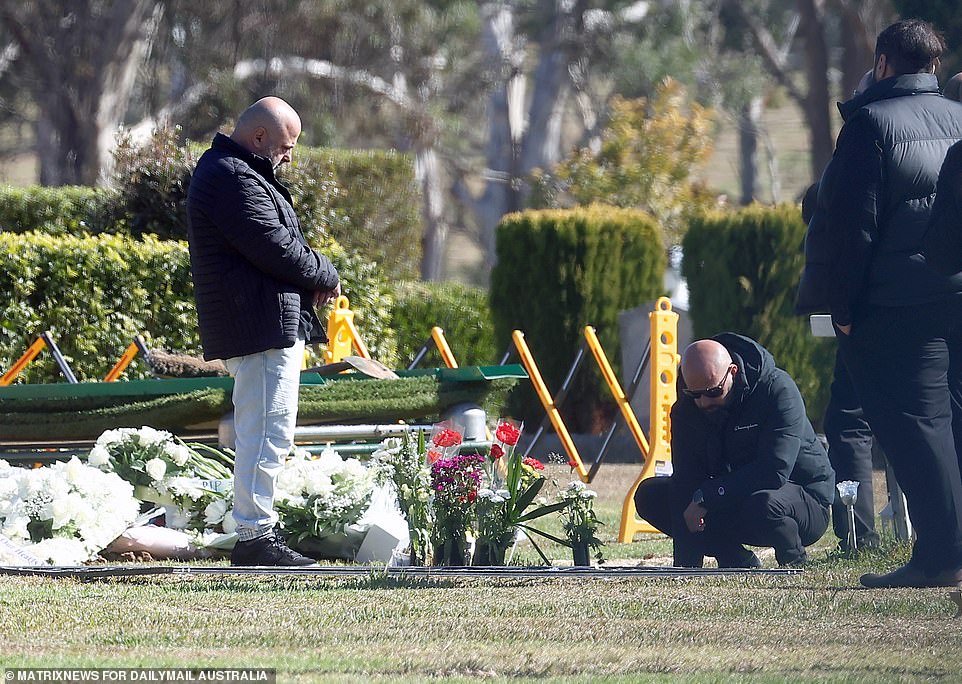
[187,97,341,566]
[821,20,962,588]
[634,334,835,568]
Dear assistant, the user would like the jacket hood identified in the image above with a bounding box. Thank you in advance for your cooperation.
[837,72,941,121]
[711,332,775,400]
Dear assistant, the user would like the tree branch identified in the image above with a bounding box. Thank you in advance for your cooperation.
[724,0,807,106]
[233,56,414,110]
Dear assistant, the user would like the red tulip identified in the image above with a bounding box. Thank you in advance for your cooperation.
[433,428,463,448]
[495,422,521,446]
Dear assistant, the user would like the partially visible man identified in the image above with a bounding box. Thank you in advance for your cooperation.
[820,20,962,588]
[187,96,341,566]
[634,334,834,568]
[923,70,962,483]
[796,69,880,553]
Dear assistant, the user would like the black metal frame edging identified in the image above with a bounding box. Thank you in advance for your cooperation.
[0,564,803,580]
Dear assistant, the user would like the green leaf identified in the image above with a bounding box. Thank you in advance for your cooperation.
[516,500,570,523]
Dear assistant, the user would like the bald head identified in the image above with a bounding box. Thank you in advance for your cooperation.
[231,97,302,169]
[681,340,733,389]
[945,72,962,103]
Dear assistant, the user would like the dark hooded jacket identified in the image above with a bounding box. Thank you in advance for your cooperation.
[186,133,340,361]
[670,333,835,515]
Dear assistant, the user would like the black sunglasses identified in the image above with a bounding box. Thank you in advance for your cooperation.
[682,366,734,400]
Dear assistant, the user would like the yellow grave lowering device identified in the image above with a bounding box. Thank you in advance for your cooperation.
[324,296,370,364]
[618,297,679,542]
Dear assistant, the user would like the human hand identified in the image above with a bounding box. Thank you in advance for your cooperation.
[683,501,708,533]
[313,281,341,307]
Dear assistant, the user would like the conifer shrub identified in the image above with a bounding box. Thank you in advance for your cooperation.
[682,205,835,424]
[490,206,665,431]
[391,281,496,369]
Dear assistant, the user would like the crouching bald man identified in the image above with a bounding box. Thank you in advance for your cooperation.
[635,333,835,567]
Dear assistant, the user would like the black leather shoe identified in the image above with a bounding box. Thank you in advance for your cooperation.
[860,563,962,589]
[231,531,317,567]
[715,547,762,569]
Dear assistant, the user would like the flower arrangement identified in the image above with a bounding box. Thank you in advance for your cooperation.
[0,457,140,565]
[275,447,387,558]
[88,426,235,541]
[472,420,569,565]
[557,480,604,565]
[371,432,432,565]
[430,450,485,565]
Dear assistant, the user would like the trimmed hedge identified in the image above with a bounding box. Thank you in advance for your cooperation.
[0,143,421,281]
[490,206,665,431]
[681,205,835,425]
[0,232,395,384]
[391,281,497,369]
[0,375,518,441]
[0,185,115,235]
[284,148,422,281]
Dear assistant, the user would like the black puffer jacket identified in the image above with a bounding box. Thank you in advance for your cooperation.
[923,139,962,275]
[671,333,835,512]
[820,74,962,325]
[186,134,339,361]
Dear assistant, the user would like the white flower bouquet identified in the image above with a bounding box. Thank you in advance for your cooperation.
[275,447,388,559]
[0,457,140,565]
[89,427,236,544]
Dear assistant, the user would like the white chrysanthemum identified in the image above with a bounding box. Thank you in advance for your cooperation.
[580,489,598,499]
[145,458,167,482]
[138,426,172,447]
[166,443,192,467]
[164,476,206,501]
[50,492,86,531]
[304,470,334,497]
[86,445,111,468]
[2,515,30,542]
[94,428,127,447]
[314,447,345,477]
[26,538,88,566]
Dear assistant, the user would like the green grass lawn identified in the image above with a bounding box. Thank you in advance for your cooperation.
[1,464,959,682]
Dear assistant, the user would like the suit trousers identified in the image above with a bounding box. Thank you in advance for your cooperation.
[634,475,829,566]
[824,346,879,549]
[839,299,962,573]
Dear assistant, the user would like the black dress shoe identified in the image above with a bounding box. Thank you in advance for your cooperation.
[860,563,962,588]
[231,531,317,567]
[715,547,763,569]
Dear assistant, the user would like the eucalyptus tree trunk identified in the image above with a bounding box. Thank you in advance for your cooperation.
[3,0,160,186]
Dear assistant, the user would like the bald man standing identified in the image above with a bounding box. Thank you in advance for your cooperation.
[187,96,340,566]
[634,333,834,567]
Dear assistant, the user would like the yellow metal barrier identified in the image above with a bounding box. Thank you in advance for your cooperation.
[1,336,47,386]
[104,341,140,382]
[619,297,679,542]
[584,325,651,457]
[431,327,458,368]
[324,296,370,364]
[512,330,587,481]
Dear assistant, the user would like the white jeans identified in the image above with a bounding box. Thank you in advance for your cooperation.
[225,340,304,541]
